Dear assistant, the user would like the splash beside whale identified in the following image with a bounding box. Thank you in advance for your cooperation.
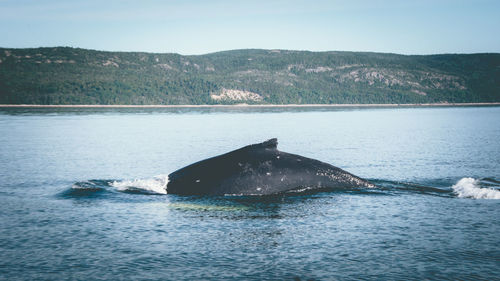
[166,138,373,195]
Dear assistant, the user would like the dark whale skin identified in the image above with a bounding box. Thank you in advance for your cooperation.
[166,138,373,195]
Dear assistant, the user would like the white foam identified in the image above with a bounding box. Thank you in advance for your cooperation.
[451,177,500,199]
[111,175,169,194]
[286,186,315,193]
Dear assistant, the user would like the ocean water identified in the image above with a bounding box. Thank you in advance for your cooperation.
[0,106,499,280]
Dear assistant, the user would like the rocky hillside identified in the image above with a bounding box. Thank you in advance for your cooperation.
[0,47,499,104]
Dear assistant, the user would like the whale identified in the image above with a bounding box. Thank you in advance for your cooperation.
[166,138,374,195]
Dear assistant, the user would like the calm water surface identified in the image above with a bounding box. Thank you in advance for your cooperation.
[0,106,499,280]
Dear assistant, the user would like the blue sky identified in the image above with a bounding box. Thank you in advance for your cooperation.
[1,0,499,54]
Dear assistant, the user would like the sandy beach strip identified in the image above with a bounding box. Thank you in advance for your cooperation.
[0,103,499,108]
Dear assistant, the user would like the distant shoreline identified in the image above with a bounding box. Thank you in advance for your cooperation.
[0,103,499,108]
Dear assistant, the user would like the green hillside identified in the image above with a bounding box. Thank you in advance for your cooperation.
[0,47,499,104]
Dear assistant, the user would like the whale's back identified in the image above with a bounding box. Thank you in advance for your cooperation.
[167,139,372,195]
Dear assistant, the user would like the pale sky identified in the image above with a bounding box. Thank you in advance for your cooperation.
[1,0,499,55]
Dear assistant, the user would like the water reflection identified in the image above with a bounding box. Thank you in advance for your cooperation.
[0,105,407,116]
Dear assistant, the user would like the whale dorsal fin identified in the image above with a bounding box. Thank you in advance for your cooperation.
[256,138,278,149]
[236,138,278,154]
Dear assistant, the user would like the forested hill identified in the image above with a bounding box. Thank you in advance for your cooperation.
[0,47,499,105]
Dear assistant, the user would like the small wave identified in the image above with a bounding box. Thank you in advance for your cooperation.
[111,175,168,195]
[72,179,111,190]
[61,180,112,198]
[367,179,452,197]
[451,178,500,199]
